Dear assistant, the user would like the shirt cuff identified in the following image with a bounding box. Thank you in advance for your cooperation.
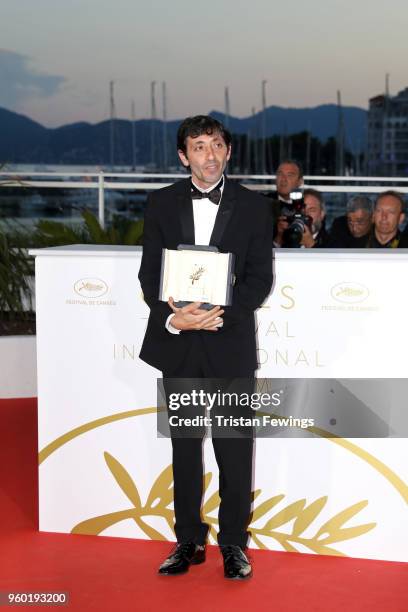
[165,314,224,333]
[165,313,181,334]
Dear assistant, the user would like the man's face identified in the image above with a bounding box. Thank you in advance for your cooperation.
[304,194,325,233]
[373,195,405,238]
[276,163,302,199]
[178,131,231,190]
[347,209,372,238]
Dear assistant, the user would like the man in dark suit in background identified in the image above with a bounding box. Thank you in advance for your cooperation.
[139,115,273,579]
[270,160,304,246]
[330,196,373,248]
[367,190,408,247]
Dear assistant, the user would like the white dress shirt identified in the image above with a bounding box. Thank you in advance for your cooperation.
[166,178,224,334]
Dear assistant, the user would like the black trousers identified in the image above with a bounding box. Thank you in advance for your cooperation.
[162,334,254,549]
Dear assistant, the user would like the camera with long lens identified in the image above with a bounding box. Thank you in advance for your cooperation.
[280,189,313,248]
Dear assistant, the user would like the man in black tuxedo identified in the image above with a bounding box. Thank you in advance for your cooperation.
[139,115,273,579]
[270,160,304,246]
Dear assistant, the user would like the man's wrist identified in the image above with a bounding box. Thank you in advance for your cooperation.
[165,313,181,334]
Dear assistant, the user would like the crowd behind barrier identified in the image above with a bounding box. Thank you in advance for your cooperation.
[267,160,408,249]
[1,166,408,250]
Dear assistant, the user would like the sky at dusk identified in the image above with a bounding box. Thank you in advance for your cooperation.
[0,0,407,127]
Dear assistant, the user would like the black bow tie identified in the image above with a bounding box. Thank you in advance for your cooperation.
[191,177,224,205]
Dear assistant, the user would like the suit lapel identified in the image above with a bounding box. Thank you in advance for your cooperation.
[209,177,236,248]
[177,181,195,245]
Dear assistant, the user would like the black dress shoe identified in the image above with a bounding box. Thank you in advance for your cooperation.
[220,545,252,580]
[158,542,206,575]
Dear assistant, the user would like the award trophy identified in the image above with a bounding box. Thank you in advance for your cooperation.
[159,245,235,308]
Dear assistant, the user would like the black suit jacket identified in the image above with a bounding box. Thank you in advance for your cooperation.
[138,177,273,376]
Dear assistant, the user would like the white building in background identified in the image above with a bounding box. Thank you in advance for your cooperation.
[367,87,408,176]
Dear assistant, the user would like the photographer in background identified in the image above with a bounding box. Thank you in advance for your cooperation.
[300,188,330,248]
[271,160,304,246]
[274,185,329,248]
[275,160,304,202]
[330,196,373,248]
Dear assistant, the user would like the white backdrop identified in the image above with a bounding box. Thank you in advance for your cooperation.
[32,245,408,562]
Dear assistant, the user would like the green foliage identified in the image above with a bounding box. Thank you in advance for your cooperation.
[80,210,144,245]
[36,210,144,247]
[33,219,88,247]
[4,210,144,249]
[0,209,144,330]
[0,233,33,316]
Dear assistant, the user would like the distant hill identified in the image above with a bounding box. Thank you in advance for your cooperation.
[0,108,48,161]
[0,104,367,166]
[211,105,366,152]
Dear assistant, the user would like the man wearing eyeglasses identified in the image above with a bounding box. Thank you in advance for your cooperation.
[330,196,373,248]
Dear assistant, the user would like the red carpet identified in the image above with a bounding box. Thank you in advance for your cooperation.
[1,398,407,612]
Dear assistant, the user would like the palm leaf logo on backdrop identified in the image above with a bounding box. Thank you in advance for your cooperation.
[72,453,376,556]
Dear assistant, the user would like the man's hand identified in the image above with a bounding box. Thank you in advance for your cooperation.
[168,297,224,332]
[300,225,316,248]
